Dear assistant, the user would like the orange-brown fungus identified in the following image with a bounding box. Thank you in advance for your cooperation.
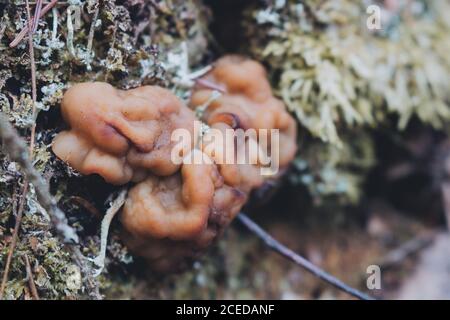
[191,55,298,190]
[52,82,196,184]
[52,56,298,272]
[201,122,265,193]
[120,150,246,271]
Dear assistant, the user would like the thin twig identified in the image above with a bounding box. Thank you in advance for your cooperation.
[69,196,102,219]
[0,189,19,299]
[236,213,375,300]
[194,78,226,93]
[32,0,44,33]
[86,7,99,53]
[0,113,79,243]
[2,1,101,301]
[0,185,29,299]
[23,255,40,300]
[9,0,58,48]
[27,0,38,155]
[380,232,435,269]
[0,111,79,297]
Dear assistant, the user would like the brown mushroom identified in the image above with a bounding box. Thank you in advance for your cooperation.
[52,61,298,272]
[201,122,265,193]
[190,55,298,169]
[119,149,246,271]
[191,56,298,196]
[52,82,197,184]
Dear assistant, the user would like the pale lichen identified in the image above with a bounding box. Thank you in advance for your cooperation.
[242,0,450,204]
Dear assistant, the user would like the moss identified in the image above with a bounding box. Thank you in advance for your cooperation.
[241,0,450,204]
[291,130,376,205]
[0,0,212,299]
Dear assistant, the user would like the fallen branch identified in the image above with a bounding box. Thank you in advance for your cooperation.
[0,112,79,243]
[236,213,375,300]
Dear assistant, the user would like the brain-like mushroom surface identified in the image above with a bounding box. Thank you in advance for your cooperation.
[120,150,246,271]
[52,57,298,272]
[201,122,266,193]
[191,55,298,191]
[52,82,196,184]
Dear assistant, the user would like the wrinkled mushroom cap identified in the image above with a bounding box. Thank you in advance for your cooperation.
[52,82,196,184]
[120,149,246,271]
[191,55,298,168]
[52,66,298,272]
[190,55,298,196]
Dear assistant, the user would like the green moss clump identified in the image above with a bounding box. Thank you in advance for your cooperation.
[0,0,212,299]
[242,0,450,203]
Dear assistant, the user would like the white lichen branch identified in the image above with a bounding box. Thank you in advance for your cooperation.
[168,41,213,88]
[194,90,221,119]
[91,189,127,276]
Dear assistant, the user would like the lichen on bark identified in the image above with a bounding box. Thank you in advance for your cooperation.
[0,0,212,299]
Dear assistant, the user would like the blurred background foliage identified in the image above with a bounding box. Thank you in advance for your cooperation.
[242,0,450,205]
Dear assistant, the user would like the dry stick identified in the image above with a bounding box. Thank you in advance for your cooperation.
[9,0,58,48]
[32,0,44,33]
[236,213,375,300]
[0,188,21,299]
[4,1,100,300]
[0,114,80,244]
[26,1,37,154]
[0,112,79,298]
[23,255,40,300]
[0,121,98,299]
[21,0,78,242]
